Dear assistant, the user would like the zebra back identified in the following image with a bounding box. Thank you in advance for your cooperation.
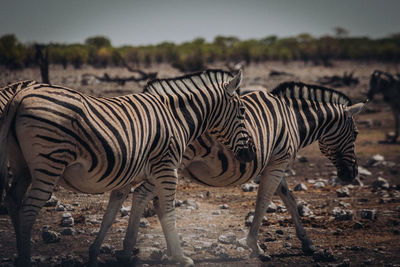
[271,81,352,106]
[143,69,233,95]
[0,80,37,113]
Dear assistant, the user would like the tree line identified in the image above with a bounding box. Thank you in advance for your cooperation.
[1,32,399,72]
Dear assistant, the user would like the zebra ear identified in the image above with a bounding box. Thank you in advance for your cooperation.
[224,69,243,95]
[346,102,367,117]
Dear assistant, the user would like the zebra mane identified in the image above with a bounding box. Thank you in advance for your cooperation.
[271,81,352,106]
[143,69,233,95]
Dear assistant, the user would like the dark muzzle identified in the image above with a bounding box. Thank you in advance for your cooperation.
[337,164,358,183]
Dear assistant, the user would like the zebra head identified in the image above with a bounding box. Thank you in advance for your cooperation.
[318,102,366,183]
[368,70,394,100]
[211,70,256,163]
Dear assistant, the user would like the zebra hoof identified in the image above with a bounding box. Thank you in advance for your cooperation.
[259,254,272,262]
[302,243,316,255]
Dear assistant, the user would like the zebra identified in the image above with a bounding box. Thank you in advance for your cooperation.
[368,70,400,143]
[0,69,255,266]
[107,81,366,261]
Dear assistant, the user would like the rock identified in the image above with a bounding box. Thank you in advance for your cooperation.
[218,233,236,244]
[285,168,296,176]
[100,244,112,254]
[139,218,150,228]
[197,193,204,199]
[294,183,308,191]
[175,199,183,207]
[182,199,199,209]
[44,195,58,207]
[353,221,363,229]
[313,181,325,189]
[56,204,66,211]
[120,206,130,217]
[241,183,258,192]
[286,234,293,240]
[297,201,313,217]
[336,187,350,197]
[149,248,163,260]
[313,248,336,262]
[245,215,254,226]
[297,155,308,162]
[277,204,287,213]
[219,204,229,209]
[212,210,221,215]
[60,228,75,236]
[236,238,248,248]
[360,209,377,220]
[283,242,292,248]
[331,207,353,221]
[264,231,276,242]
[368,154,385,166]
[275,229,284,235]
[42,229,60,243]
[266,201,277,213]
[358,166,372,176]
[61,212,74,227]
[372,177,390,190]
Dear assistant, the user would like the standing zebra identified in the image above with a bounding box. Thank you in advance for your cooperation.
[368,70,400,143]
[112,81,365,261]
[0,69,255,266]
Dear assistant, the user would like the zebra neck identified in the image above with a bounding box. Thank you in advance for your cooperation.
[294,100,342,149]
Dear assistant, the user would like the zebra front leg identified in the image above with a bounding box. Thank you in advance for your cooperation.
[247,164,286,260]
[15,173,60,266]
[118,182,155,263]
[88,186,130,267]
[277,178,315,254]
[154,168,194,267]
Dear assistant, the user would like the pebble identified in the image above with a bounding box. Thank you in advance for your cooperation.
[367,154,385,166]
[264,231,276,242]
[297,201,313,217]
[372,177,390,190]
[313,248,336,262]
[42,229,60,243]
[60,228,75,236]
[218,233,236,244]
[358,166,372,176]
[139,218,150,228]
[294,183,308,191]
[236,238,248,248]
[212,210,222,215]
[241,183,258,192]
[331,207,353,221]
[120,206,130,217]
[314,181,325,188]
[61,212,74,227]
[336,187,350,197]
[219,204,229,209]
[56,204,66,211]
[266,202,277,213]
[360,209,377,220]
[44,195,58,207]
[182,199,200,209]
[283,242,292,248]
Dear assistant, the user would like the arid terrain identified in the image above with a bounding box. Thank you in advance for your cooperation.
[0,61,399,266]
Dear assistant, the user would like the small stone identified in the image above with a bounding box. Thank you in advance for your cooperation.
[236,238,248,248]
[149,248,163,260]
[358,166,372,176]
[283,242,292,248]
[218,233,236,244]
[182,199,199,209]
[175,199,183,207]
[120,206,130,217]
[139,218,150,228]
[100,244,112,254]
[286,234,293,240]
[241,183,258,192]
[336,187,350,197]
[294,183,308,191]
[219,204,229,209]
[353,221,363,229]
[60,228,75,236]
[313,248,336,262]
[56,204,65,211]
[314,181,325,188]
[275,229,284,235]
[372,177,390,190]
[266,202,277,213]
[264,232,276,242]
[61,213,74,227]
[368,154,385,166]
[197,193,204,199]
[44,195,58,207]
[360,209,377,220]
[297,201,313,217]
[331,207,353,221]
[212,210,222,215]
[42,229,60,243]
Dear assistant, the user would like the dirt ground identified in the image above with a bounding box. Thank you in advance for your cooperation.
[0,61,399,266]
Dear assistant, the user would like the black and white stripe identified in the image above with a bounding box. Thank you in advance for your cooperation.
[0,69,254,266]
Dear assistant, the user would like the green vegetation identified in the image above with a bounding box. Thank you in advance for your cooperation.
[0,33,399,72]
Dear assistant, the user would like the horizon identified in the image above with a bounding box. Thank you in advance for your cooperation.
[1,0,400,47]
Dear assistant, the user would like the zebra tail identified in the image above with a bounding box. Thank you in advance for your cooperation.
[0,97,18,205]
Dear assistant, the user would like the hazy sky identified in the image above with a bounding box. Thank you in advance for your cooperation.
[1,0,399,46]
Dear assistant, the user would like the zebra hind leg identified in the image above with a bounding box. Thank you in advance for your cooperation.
[15,170,60,266]
[117,182,155,263]
[277,179,316,254]
[88,186,130,267]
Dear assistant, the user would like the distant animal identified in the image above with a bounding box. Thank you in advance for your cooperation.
[368,70,400,143]
[96,81,366,261]
[0,70,255,267]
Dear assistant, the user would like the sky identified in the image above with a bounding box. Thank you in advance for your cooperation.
[1,0,400,46]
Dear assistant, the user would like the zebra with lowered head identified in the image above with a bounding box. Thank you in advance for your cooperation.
[108,81,366,262]
[368,70,400,143]
[0,69,255,266]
